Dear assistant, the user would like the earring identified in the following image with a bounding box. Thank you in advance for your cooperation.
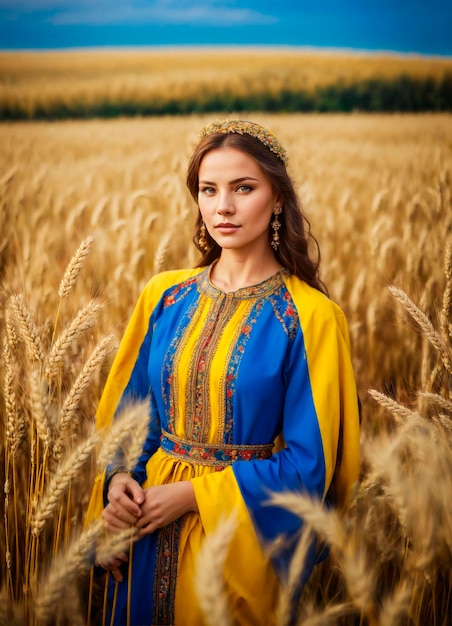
[198,222,209,252]
[271,207,282,251]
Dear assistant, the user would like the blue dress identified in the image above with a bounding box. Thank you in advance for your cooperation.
[86,264,360,625]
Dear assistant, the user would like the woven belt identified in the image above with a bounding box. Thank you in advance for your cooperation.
[160,430,273,467]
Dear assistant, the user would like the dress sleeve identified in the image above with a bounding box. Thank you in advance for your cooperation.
[192,296,360,578]
[85,278,162,524]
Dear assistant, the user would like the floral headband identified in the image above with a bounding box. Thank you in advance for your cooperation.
[199,119,288,166]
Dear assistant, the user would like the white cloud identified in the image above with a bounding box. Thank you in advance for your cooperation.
[0,0,278,27]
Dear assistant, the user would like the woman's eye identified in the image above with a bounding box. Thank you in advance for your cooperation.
[237,185,253,193]
[200,186,215,195]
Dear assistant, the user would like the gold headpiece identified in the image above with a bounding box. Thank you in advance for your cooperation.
[199,119,288,166]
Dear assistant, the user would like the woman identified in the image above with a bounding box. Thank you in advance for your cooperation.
[85,119,360,625]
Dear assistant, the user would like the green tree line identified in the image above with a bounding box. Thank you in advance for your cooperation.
[2,73,451,120]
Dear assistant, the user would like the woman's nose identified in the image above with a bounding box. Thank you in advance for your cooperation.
[216,192,235,215]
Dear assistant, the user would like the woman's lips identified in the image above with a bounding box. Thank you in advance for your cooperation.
[215,223,240,231]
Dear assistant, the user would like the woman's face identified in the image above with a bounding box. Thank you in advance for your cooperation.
[197,147,280,256]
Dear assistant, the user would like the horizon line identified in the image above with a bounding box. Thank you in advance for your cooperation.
[1,44,451,60]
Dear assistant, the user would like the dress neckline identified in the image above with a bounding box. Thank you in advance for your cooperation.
[197,262,288,300]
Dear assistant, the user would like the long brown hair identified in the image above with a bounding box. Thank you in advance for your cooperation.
[186,130,328,296]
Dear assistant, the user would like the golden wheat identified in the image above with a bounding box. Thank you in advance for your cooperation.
[0,112,451,625]
[58,235,94,300]
[1,49,451,119]
[195,512,237,626]
[45,300,104,379]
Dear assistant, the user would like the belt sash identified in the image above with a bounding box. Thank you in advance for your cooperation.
[160,430,273,467]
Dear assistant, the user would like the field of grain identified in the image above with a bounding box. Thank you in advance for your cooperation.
[1,113,451,624]
[1,49,452,118]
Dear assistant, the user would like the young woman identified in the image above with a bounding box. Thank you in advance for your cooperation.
[85,119,361,625]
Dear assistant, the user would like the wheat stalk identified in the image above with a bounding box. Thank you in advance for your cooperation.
[368,389,423,424]
[298,601,352,626]
[29,367,52,449]
[341,541,376,621]
[3,341,25,457]
[194,511,237,626]
[58,333,115,434]
[96,400,151,470]
[377,581,412,626]
[58,235,94,299]
[267,492,347,552]
[121,402,151,471]
[153,230,171,274]
[34,519,104,624]
[275,524,314,625]
[7,294,44,363]
[417,390,452,414]
[440,242,452,340]
[45,300,103,378]
[389,285,452,374]
[32,428,100,536]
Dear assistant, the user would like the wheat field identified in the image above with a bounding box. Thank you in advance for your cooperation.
[1,49,451,118]
[1,113,451,625]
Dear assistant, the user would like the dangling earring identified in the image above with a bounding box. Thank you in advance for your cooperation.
[198,222,209,252]
[271,206,282,251]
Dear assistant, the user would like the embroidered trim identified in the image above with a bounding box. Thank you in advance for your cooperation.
[185,293,238,442]
[163,276,198,308]
[153,517,185,625]
[224,299,265,443]
[198,263,289,300]
[269,287,299,339]
[160,430,273,466]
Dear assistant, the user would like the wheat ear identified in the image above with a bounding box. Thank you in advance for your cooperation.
[7,294,44,363]
[95,525,139,566]
[45,300,103,378]
[275,524,313,626]
[3,341,25,458]
[389,286,452,374]
[121,402,152,471]
[58,333,115,433]
[267,492,347,552]
[440,242,451,339]
[298,602,352,626]
[34,519,104,624]
[417,390,452,414]
[96,400,150,470]
[58,235,94,299]
[29,367,52,449]
[194,512,237,626]
[32,428,100,536]
[368,388,423,424]
[377,582,412,626]
[153,231,171,274]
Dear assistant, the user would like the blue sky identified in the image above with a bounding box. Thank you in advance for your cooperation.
[0,0,451,55]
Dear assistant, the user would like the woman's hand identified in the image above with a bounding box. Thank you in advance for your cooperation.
[99,473,145,580]
[136,481,198,535]
[97,552,129,583]
[102,473,144,532]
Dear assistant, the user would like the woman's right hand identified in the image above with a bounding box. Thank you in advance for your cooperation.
[102,472,145,532]
[99,473,145,580]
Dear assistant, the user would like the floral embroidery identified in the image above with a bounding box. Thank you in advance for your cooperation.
[269,287,299,339]
[223,299,266,443]
[163,276,197,308]
[161,431,273,467]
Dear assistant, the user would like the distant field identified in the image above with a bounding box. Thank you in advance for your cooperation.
[1,48,451,118]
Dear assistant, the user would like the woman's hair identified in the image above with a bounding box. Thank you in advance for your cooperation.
[186,129,328,296]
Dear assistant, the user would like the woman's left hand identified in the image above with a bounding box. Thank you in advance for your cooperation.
[135,481,198,535]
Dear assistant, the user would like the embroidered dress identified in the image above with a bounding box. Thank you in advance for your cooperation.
[85,264,360,625]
